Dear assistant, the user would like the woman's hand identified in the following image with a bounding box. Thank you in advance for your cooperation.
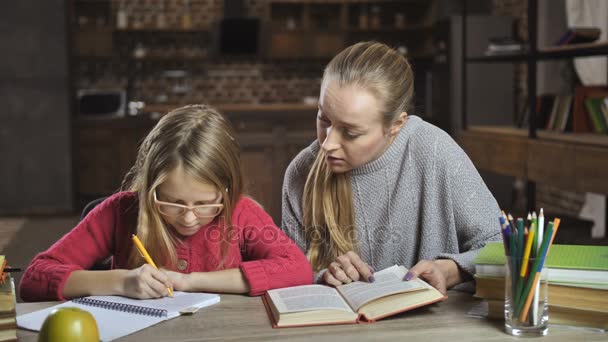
[404,259,464,295]
[163,270,191,292]
[322,251,374,287]
[121,264,173,299]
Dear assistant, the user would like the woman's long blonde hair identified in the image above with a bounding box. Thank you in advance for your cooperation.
[122,104,243,270]
[303,42,415,271]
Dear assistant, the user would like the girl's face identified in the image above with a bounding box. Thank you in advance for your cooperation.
[155,164,223,237]
[317,81,395,173]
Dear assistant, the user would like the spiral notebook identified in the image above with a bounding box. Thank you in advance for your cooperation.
[17,291,220,341]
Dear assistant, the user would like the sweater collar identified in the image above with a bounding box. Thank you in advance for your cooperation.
[307,115,421,176]
[351,115,421,175]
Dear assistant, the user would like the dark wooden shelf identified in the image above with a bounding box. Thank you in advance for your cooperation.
[466,41,608,63]
[347,25,434,33]
[464,126,608,147]
[538,41,608,59]
[467,53,528,63]
[113,29,209,34]
[268,0,411,3]
[269,28,343,34]
[75,55,210,62]
[457,126,608,193]
[536,129,608,147]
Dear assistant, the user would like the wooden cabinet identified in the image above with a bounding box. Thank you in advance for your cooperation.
[74,105,317,224]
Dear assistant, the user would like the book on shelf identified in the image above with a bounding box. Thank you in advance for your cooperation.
[572,86,608,133]
[603,98,608,124]
[537,94,555,128]
[474,275,607,312]
[555,27,601,46]
[556,94,573,132]
[473,242,608,289]
[17,291,220,341]
[585,97,608,134]
[543,94,574,132]
[484,299,608,330]
[0,256,17,342]
[262,265,446,328]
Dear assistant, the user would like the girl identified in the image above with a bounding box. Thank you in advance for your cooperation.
[282,42,501,294]
[21,104,313,301]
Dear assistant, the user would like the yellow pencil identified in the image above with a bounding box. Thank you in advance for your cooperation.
[520,222,536,277]
[132,234,174,297]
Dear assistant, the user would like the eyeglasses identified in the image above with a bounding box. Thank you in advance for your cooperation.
[153,191,224,218]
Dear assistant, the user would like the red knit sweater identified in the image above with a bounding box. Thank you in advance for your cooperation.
[20,192,313,301]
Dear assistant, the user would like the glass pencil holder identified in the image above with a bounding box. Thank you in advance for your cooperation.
[504,256,549,337]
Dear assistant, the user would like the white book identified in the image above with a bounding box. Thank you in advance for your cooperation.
[17,291,220,341]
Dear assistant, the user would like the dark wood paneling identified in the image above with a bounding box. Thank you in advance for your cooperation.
[457,129,527,179]
[458,127,608,195]
[574,144,608,193]
[527,140,576,190]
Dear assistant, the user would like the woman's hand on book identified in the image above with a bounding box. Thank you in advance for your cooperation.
[322,251,374,286]
[121,264,174,299]
[405,259,463,295]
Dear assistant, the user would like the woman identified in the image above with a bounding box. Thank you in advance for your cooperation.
[281,41,501,294]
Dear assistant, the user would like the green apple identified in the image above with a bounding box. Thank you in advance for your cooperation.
[38,307,100,342]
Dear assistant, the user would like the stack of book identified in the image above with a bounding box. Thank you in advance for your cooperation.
[473,242,608,330]
[0,256,17,342]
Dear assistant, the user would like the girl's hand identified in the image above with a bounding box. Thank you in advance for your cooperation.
[404,259,464,295]
[121,264,173,299]
[322,251,374,287]
[162,269,191,292]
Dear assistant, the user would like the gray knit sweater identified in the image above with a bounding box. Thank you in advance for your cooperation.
[281,115,502,279]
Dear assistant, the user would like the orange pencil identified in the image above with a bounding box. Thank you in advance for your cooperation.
[132,234,174,297]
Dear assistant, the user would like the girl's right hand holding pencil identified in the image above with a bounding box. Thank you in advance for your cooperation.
[120,264,174,299]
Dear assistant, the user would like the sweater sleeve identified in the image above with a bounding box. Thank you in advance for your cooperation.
[19,195,120,301]
[237,198,313,296]
[436,145,502,276]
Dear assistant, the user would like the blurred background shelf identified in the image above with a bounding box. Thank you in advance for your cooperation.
[458,126,608,194]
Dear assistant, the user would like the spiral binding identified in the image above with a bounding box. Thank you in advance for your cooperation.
[73,298,168,318]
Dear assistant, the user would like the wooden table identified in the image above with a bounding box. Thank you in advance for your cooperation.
[17,291,606,341]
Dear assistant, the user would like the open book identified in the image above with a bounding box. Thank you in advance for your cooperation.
[263,265,446,328]
[17,291,219,341]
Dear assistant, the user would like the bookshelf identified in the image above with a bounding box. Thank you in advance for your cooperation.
[266,0,438,59]
[457,0,608,211]
[467,41,608,62]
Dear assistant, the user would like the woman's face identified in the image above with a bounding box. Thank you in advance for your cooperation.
[317,81,394,173]
[155,164,222,237]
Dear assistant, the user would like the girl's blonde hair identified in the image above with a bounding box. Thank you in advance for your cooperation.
[122,104,243,270]
[303,41,414,271]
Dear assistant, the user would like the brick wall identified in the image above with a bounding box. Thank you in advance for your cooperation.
[76,0,324,105]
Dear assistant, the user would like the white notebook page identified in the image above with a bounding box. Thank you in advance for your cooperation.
[17,291,220,341]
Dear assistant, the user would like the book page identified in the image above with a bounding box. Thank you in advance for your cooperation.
[17,291,220,341]
[267,285,353,314]
[337,265,425,311]
[17,301,166,342]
